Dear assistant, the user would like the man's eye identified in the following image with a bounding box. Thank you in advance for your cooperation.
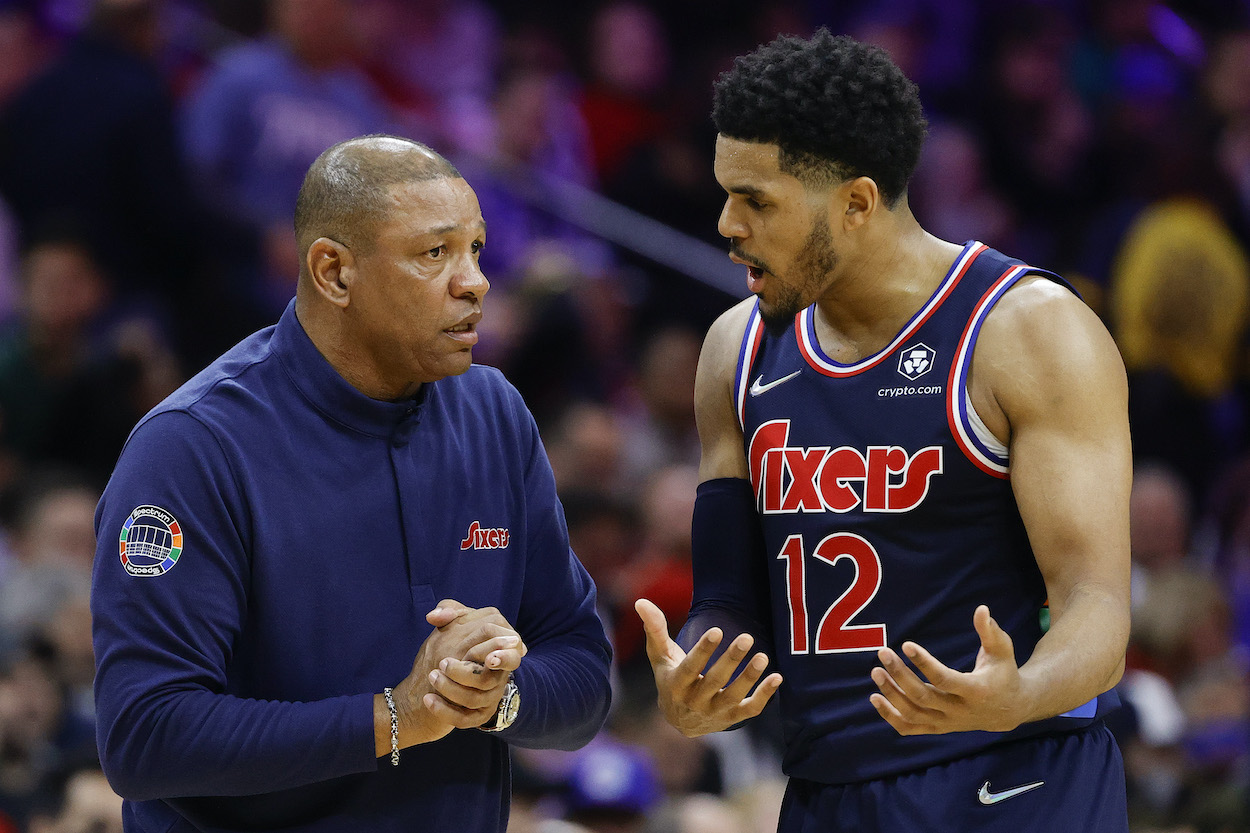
[471,240,484,254]
[428,245,445,258]
[746,198,765,210]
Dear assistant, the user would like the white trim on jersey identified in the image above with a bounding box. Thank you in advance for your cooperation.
[964,389,1009,459]
[796,242,985,377]
[948,265,1030,476]
[735,305,765,431]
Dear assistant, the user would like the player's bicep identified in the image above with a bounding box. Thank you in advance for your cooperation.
[695,301,754,482]
[990,286,1132,613]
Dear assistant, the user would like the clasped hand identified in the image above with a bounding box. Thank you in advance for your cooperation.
[869,605,1028,735]
[391,599,527,747]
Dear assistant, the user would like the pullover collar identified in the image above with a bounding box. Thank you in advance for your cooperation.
[271,299,430,438]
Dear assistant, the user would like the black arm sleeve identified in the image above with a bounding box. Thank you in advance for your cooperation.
[678,477,774,660]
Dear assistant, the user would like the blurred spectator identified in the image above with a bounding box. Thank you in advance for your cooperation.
[562,487,641,621]
[1197,455,1250,655]
[1128,463,1194,619]
[1111,199,1249,400]
[847,0,981,116]
[180,0,396,318]
[909,120,1019,275]
[495,250,635,425]
[1128,566,1250,831]
[1203,29,1250,240]
[28,766,122,833]
[577,3,670,186]
[0,0,205,324]
[548,402,627,497]
[0,231,180,484]
[612,464,697,671]
[975,3,1096,268]
[0,233,106,477]
[588,1,729,253]
[462,66,612,285]
[0,650,96,831]
[1109,198,1250,503]
[1117,665,1188,828]
[611,699,721,806]
[44,314,181,481]
[1075,1,1229,305]
[350,0,501,157]
[0,468,98,667]
[616,327,701,493]
[0,3,49,111]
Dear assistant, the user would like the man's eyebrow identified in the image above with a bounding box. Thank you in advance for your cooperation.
[725,184,767,199]
[425,221,487,236]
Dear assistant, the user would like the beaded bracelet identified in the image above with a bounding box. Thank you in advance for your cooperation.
[382,687,400,766]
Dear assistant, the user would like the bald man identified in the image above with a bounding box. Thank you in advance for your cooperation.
[91,135,612,833]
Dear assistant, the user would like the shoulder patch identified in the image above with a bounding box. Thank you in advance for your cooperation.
[119,505,184,577]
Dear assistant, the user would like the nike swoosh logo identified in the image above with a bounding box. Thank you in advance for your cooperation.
[749,370,802,396]
[978,780,1044,805]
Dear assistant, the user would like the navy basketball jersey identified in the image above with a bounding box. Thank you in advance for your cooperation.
[734,241,1117,785]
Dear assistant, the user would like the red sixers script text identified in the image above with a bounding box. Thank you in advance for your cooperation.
[460,521,511,550]
[748,419,943,513]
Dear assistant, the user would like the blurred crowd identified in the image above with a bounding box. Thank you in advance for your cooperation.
[0,0,1248,831]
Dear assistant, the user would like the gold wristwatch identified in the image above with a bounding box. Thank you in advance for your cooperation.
[480,677,519,732]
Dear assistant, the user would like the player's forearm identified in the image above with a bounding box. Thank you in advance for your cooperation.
[688,478,774,643]
[1014,582,1130,725]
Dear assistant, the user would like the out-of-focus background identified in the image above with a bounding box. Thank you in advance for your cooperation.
[0,0,1247,831]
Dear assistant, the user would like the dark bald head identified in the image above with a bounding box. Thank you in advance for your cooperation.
[294,135,462,276]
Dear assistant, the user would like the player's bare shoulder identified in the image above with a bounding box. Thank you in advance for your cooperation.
[972,276,1127,436]
[694,297,756,480]
[698,297,757,388]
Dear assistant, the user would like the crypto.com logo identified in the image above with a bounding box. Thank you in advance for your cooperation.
[897,343,936,381]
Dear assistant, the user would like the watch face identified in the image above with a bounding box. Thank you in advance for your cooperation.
[503,686,520,723]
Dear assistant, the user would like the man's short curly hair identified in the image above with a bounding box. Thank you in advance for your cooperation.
[712,29,927,207]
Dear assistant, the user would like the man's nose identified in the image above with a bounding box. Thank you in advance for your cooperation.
[718,200,746,240]
[453,258,490,302]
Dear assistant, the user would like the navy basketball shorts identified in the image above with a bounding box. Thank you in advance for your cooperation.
[777,724,1127,833]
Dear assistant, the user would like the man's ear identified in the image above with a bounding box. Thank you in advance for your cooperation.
[306,237,354,307]
[839,176,881,231]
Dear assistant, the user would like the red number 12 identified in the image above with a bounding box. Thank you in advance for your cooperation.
[777,532,887,654]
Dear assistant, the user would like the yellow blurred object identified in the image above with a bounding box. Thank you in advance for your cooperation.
[1111,199,1250,398]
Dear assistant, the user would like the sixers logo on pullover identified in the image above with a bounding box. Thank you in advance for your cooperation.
[735,242,1116,785]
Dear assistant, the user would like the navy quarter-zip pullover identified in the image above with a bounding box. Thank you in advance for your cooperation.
[91,300,612,833]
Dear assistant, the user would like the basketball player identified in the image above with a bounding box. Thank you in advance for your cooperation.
[91,136,612,832]
[636,30,1131,832]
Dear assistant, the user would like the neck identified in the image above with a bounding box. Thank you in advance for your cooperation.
[295,291,419,402]
[813,213,963,360]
